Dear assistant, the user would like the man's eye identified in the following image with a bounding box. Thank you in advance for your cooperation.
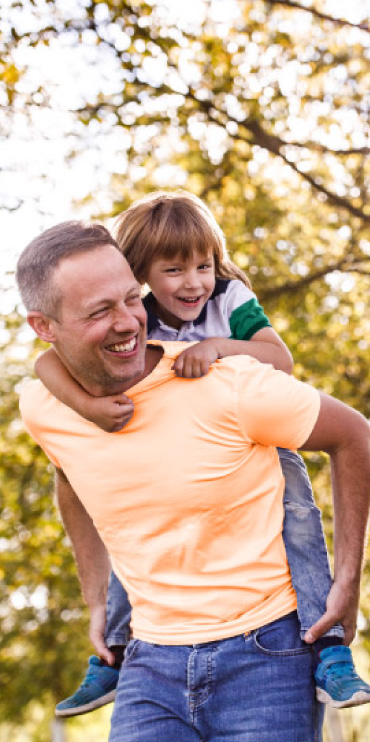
[90,307,108,318]
[126,294,141,304]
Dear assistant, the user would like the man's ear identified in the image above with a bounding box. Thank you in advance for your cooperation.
[27,312,58,343]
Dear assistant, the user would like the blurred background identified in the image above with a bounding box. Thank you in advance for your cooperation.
[1,1,370,740]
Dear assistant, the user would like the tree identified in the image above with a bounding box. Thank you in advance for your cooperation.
[0,313,91,732]
[1,2,370,738]
[2,0,369,405]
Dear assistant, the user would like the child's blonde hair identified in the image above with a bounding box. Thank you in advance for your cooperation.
[114,190,251,287]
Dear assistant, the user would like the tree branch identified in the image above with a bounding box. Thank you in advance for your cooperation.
[187,100,370,224]
[280,140,370,156]
[258,256,370,301]
[265,1,370,32]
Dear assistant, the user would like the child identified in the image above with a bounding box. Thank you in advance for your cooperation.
[36,191,370,716]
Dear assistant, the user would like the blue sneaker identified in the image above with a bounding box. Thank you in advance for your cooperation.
[55,656,119,717]
[315,646,370,708]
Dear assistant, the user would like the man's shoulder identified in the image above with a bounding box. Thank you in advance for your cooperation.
[20,378,50,414]
[216,354,266,374]
[149,339,197,361]
[19,379,57,444]
[20,378,68,430]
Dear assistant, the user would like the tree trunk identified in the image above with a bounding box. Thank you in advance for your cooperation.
[51,719,66,742]
[325,707,345,742]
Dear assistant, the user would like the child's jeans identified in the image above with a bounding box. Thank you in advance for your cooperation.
[278,447,343,639]
[104,571,131,648]
[104,448,344,647]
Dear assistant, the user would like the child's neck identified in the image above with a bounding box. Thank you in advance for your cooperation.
[152,297,183,331]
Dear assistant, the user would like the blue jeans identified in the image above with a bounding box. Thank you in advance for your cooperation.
[109,611,324,741]
[105,449,343,646]
[278,448,343,639]
[104,571,131,647]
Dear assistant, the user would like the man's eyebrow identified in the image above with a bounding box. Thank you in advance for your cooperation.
[84,283,142,312]
[128,281,142,293]
[83,297,112,312]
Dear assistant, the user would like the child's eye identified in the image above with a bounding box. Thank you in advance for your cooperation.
[164,267,181,274]
[198,263,213,271]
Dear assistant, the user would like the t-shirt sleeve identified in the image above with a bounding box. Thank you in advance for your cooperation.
[225,281,271,341]
[19,382,62,468]
[236,361,321,450]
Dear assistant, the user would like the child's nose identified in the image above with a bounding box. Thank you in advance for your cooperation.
[183,270,201,288]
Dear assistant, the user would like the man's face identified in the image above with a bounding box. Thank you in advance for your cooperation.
[48,245,147,395]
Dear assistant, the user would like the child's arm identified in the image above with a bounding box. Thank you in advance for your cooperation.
[35,348,134,432]
[172,329,293,378]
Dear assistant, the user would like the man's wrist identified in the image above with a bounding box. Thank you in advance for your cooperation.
[333,572,361,594]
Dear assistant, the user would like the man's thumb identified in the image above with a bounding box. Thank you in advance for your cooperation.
[304,615,333,644]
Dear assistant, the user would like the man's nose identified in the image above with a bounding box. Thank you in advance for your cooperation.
[112,303,140,332]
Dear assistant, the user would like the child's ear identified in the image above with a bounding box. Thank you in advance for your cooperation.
[27,312,58,343]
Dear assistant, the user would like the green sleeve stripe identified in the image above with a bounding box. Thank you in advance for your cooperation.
[229,298,271,340]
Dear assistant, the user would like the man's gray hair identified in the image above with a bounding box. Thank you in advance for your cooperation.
[16,220,121,317]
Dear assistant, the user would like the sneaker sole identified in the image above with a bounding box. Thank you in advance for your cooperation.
[55,689,116,717]
[316,687,370,709]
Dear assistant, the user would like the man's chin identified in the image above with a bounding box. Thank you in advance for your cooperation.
[106,359,146,386]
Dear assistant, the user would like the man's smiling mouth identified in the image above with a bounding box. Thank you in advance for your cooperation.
[107,338,136,353]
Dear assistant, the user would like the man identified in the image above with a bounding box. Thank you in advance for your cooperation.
[17,221,370,741]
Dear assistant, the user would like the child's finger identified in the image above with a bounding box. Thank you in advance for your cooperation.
[183,357,202,378]
[200,359,212,376]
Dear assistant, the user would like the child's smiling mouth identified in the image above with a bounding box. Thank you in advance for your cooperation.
[177,296,203,305]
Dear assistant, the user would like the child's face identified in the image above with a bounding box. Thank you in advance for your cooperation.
[146,249,216,329]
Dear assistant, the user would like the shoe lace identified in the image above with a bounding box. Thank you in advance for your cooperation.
[328,661,358,683]
[79,670,98,689]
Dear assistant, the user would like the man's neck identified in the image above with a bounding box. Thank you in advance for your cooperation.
[60,345,164,399]
[123,344,164,391]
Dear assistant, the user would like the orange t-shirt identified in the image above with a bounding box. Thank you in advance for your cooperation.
[20,342,321,644]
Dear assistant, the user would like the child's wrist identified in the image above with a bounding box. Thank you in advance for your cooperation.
[213,337,228,359]
[81,396,99,422]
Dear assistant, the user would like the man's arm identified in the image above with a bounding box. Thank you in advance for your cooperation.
[55,468,114,664]
[300,392,370,645]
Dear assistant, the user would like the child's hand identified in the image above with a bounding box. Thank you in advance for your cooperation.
[172,339,220,378]
[83,394,134,432]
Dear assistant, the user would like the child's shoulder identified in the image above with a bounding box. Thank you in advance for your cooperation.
[211,278,256,312]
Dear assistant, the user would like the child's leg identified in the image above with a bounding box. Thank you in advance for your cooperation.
[278,447,343,641]
[104,571,132,652]
[55,572,132,718]
[279,448,370,708]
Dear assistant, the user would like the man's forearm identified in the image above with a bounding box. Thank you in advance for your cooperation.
[330,436,370,589]
[55,468,111,610]
[301,393,370,641]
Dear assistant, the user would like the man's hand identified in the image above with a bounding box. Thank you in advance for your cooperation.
[172,339,220,378]
[55,469,113,662]
[84,394,134,432]
[304,579,359,646]
[89,603,115,665]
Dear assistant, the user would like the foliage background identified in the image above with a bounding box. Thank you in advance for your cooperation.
[1,1,370,739]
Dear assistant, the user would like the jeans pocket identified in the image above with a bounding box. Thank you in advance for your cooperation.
[252,611,312,657]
